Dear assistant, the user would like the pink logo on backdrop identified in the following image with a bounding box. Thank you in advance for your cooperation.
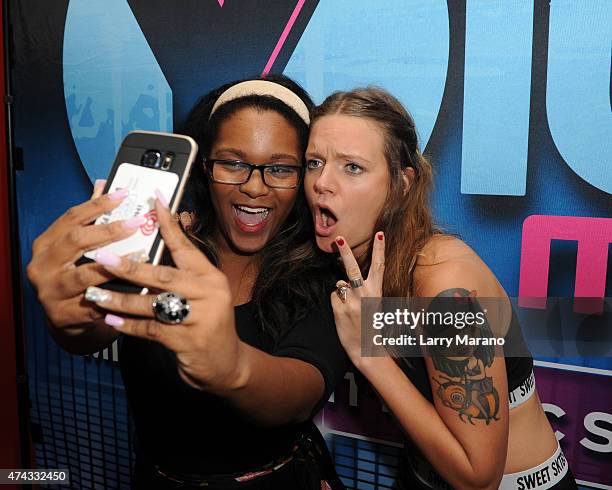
[214,0,307,76]
[518,215,612,314]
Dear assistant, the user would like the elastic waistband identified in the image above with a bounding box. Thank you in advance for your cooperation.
[509,369,536,410]
[401,438,568,490]
[500,442,569,490]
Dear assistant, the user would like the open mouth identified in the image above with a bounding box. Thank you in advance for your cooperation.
[319,206,338,228]
[233,205,271,228]
[315,205,338,237]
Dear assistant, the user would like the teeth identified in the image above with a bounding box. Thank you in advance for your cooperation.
[237,205,267,213]
[321,212,328,227]
[236,205,269,217]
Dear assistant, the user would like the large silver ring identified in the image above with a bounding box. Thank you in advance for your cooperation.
[336,280,349,303]
[349,277,364,288]
[152,292,191,324]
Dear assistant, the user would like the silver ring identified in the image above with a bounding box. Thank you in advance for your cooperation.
[349,277,364,288]
[336,280,349,303]
[152,292,191,324]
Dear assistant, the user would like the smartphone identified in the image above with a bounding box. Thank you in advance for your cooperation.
[81,130,198,293]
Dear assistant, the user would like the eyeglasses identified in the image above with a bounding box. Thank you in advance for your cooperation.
[203,158,303,189]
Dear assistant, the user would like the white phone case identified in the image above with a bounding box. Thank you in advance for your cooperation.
[85,163,179,260]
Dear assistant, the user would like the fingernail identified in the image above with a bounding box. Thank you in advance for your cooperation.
[95,250,121,267]
[154,189,169,208]
[377,232,384,241]
[85,286,112,303]
[123,216,147,229]
[336,238,345,247]
[94,179,106,188]
[126,250,150,263]
[105,314,124,329]
[109,188,129,200]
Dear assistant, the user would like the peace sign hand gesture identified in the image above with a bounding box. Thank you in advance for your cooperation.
[330,232,385,367]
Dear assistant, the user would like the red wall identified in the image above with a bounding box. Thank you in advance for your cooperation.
[0,2,23,480]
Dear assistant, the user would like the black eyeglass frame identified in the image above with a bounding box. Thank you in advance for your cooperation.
[203,158,305,189]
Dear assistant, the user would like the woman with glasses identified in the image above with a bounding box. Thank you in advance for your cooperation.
[27,75,347,489]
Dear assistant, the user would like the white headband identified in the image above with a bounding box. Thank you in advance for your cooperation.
[209,80,310,125]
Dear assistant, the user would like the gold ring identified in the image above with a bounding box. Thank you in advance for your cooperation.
[336,280,349,303]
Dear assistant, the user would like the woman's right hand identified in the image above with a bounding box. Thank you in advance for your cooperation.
[26,180,143,334]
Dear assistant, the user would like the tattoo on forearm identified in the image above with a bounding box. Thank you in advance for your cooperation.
[427,288,500,425]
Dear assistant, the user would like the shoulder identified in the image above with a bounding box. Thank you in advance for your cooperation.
[413,235,505,298]
[415,234,474,266]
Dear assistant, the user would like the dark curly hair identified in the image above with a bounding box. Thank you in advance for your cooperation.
[181,74,334,343]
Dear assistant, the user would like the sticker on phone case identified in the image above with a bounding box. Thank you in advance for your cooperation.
[85,163,179,260]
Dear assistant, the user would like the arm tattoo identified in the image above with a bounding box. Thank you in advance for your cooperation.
[426,288,500,425]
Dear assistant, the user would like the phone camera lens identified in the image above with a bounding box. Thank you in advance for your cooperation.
[162,152,174,170]
[142,150,162,168]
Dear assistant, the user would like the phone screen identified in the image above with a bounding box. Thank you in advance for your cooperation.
[85,162,179,260]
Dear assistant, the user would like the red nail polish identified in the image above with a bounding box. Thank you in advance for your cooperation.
[336,238,345,246]
[377,232,384,240]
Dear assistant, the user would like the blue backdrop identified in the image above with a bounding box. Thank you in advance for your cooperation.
[10,1,611,488]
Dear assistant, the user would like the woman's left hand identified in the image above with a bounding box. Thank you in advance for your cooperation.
[331,232,385,365]
[87,198,245,392]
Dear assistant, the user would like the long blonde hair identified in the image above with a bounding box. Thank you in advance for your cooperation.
[312,87,440,296]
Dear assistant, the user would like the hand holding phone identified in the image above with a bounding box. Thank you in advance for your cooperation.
[80,131,198,293]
